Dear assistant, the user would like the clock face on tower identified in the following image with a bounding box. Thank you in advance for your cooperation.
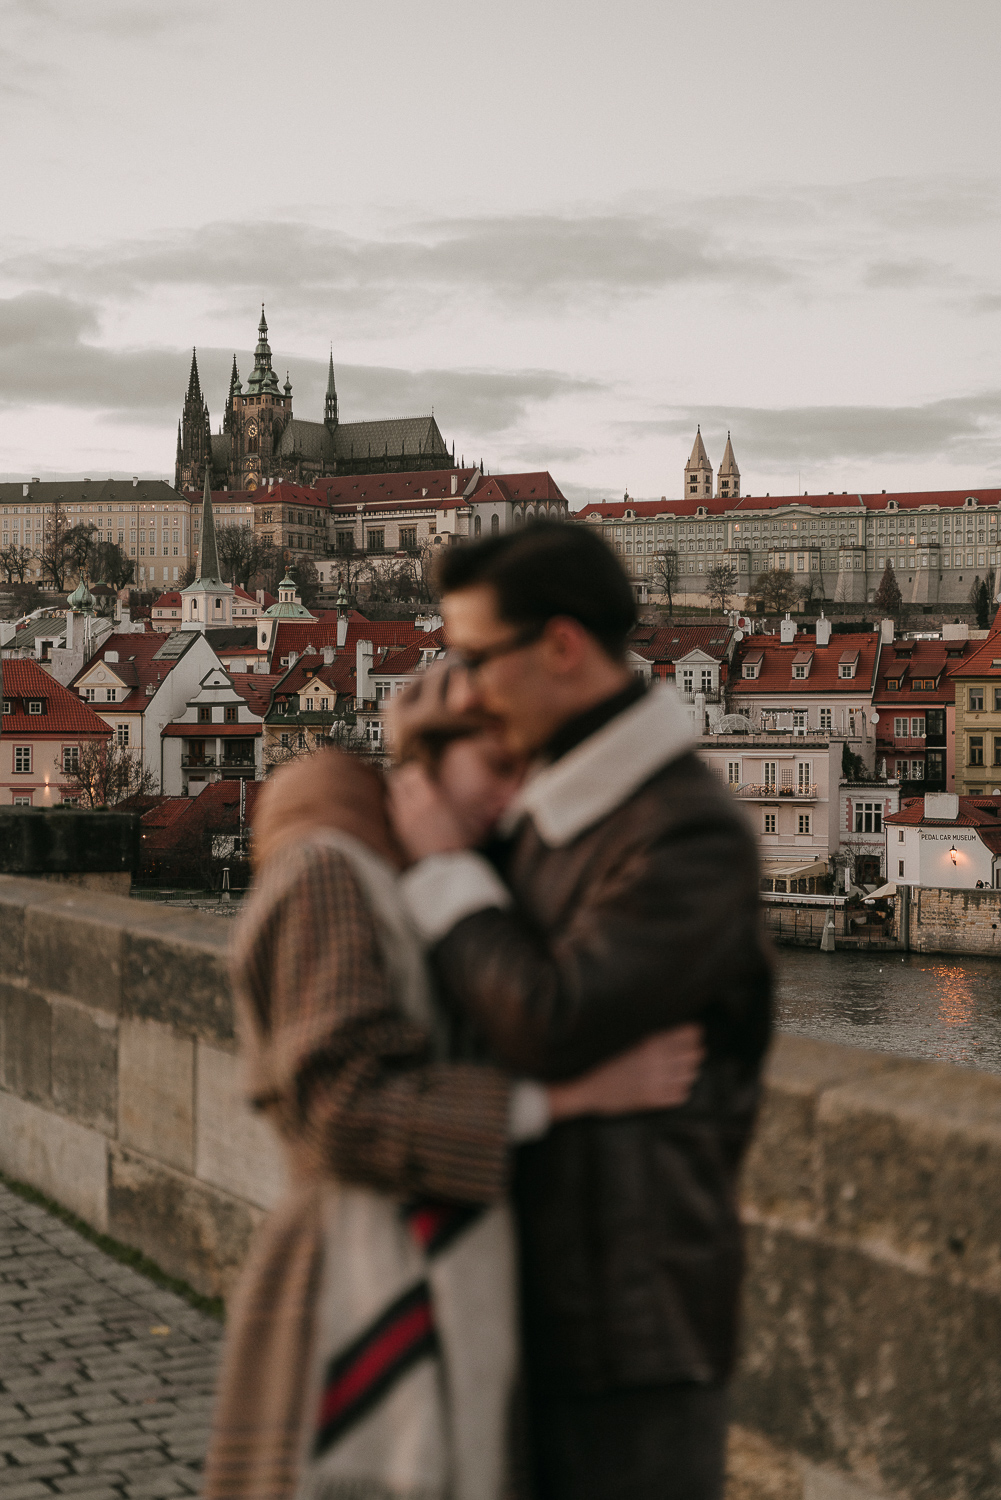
[248,422,258,437]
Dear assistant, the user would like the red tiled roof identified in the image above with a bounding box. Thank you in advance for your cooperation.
[628,625,733,663]
[153,592,183,610]
[946,629,1001,679]
[162,722,263,737]
[885,795,1001,827]
[575,487,1001,520]
[1,658,113,736]
[230,674,284,714]
[732,631,881,694]
[874,637,972,706]
[69,632,186,711]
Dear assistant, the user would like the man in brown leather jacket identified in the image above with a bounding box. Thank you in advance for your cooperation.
[390,523,772,1500]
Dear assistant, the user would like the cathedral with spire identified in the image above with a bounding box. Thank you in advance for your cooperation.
[175,308,453,493]
[684,427,740,500]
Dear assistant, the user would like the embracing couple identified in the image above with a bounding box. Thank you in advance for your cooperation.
[203,523,772,1500]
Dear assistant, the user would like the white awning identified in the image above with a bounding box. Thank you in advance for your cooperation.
[762,857,829,881]
[865,881,897,900]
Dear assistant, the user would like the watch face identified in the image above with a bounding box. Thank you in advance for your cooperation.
[248,422,258,436]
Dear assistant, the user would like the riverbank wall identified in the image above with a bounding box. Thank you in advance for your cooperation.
[908,884,1001,956]
[1,874,1000,1500]
[766,885,1001,959]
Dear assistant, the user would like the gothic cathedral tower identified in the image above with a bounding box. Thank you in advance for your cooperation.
[684,427,714,500]
[225,307,294,491]
[175,350,213,492]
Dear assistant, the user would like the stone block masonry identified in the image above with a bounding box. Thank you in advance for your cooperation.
[908,884,1001,956]
[1,876,1000,1499]
[0,876,285,1300]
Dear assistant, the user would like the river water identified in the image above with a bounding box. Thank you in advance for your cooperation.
[775,948,1001,1075]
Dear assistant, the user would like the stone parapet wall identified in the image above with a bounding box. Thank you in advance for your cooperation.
[0,875,997,1499]
[0,874,284,1300]
[908,884,1001,956]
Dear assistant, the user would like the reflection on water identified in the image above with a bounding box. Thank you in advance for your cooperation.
[775,948,1001,1074]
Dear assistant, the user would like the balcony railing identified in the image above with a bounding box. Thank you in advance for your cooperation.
[732,782,820,800]
[679,687,724,704]
[182,755,216,769]
[221,755,256,769]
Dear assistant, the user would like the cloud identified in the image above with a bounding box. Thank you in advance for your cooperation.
[0,292,596,440]
[625,393,1001,466]
[862,258,962,290]
[7,210,796,322]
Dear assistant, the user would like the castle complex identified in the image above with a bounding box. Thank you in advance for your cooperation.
[582,430,1001,608]
[175,309,453,495]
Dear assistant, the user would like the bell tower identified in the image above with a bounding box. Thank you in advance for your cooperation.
[684,427,714,501]
[716,431,740,500]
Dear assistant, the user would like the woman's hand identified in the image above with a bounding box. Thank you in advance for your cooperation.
[388,761,472,861]
[546,1025,705,1121]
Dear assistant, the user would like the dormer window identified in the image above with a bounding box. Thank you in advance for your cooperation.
[27,700,43,714]
[2,701,10,715]
[792,651,813,680]
[839,662,856,679]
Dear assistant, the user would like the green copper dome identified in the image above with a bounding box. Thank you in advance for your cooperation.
[67,578,95,611]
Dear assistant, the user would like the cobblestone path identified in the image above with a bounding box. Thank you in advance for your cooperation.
[0,1182,223,1499]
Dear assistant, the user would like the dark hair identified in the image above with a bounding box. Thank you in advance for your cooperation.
[435,522,637,657]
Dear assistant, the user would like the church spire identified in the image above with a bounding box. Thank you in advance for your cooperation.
[684,425,714,501]
[324,349,338,430]
[716,430,740,500]
[245,304,279,395]
[187,348,202,402]
[195,470,222,584]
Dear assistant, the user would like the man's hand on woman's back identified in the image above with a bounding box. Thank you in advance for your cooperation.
[546,1025,705,1121]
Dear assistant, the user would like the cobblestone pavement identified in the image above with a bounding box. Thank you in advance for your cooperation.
[0,1182,223,1499]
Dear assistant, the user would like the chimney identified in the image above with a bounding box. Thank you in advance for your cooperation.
[451,473,458,495]
[322,644,336,665]
[22,483,29,497]
[132,476,138,487]
[256,589,264,605]
[780,613,796,645]
[104,650,119,664]
[356,639,374,702]
[31,477,39,485]
[337,613,349,649]
[880,618,895,645]
[925,791,959,821]
[815,613,832,647]
[120,607,131,627]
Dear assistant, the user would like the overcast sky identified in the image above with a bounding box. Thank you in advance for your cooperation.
[1,0,999,505]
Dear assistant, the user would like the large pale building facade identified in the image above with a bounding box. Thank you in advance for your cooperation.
[580,431,1001,607]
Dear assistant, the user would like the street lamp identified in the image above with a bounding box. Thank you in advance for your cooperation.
[950,847,958,865]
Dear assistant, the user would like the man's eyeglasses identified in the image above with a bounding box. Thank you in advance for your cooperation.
[450,622,546,676]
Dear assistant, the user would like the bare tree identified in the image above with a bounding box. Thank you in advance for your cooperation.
[217,524,279,590]
[749,568,799,615]
[60,740,159,808]
[652,549,679,617]
[703,562,738,616]
[0,543,35,584]
[39,502,77,591]
[92,541,135,591]
[289,556,321,608]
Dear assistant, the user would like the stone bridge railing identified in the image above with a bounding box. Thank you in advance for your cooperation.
[0,874,997,1500]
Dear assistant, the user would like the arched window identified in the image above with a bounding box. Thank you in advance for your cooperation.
[474,515,482,537]
[514,512,523,528]
[490,514,499,535]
